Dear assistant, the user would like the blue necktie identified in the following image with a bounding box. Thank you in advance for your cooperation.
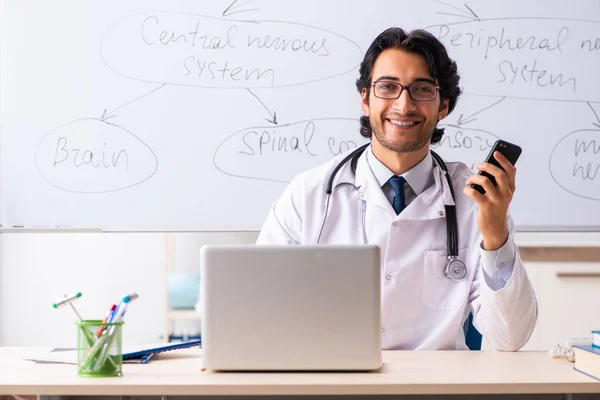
[388,176,406,215]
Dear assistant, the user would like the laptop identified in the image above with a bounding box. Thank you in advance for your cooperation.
[200,244,382,371]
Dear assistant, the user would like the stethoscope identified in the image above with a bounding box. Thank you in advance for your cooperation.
[317,143,467,281]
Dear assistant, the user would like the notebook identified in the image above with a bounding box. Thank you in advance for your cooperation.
[122,339,201,363]
[23,339,201,364]
[572,344,600,381]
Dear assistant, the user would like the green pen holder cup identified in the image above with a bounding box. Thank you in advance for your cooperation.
[76,320,124,377]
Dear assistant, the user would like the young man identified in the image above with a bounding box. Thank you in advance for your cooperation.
[256,28,537,351]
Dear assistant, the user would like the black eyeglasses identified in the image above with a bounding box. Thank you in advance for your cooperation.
[372,80,440,101]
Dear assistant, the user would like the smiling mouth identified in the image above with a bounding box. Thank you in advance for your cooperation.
[387,119,420,127]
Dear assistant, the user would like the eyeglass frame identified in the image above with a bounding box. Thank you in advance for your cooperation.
[370,80,441,101]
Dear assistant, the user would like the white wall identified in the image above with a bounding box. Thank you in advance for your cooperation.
[0,232,165,347]
[2,231,600,350]
[0,231,259,347]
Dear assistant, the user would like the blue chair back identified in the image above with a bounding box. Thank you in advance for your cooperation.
[463,313,482,350]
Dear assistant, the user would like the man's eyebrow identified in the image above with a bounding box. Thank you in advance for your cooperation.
[413,77,437,85]
[373,76,437,85]
[373,75,400,82]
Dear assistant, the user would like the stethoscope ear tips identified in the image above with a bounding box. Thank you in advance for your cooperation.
[445,259,467,281]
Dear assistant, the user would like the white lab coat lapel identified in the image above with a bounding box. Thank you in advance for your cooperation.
[353,150,396,216]
[315,155,368,244]
[400,161,455,221]
[354,149,454,222]
[352,150,399,247]
[321,149,456,249]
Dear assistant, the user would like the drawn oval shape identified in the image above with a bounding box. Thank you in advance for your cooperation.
[430,126,500,171]
[426,18,600,102]
[35,118,158,193]
[101,12,362,88]
[550,129,600,201]
[214,118,363,182]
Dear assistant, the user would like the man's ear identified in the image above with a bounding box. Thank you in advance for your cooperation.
[438,98,450,120]
[360,88,370,116]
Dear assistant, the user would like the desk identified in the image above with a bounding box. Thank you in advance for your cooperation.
[1,348,600,398]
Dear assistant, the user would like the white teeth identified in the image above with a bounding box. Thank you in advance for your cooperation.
[389,120,416,126]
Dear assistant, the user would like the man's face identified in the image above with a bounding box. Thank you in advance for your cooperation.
[361,48,449,154]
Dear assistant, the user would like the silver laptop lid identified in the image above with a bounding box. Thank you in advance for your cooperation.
[200,244,381,371]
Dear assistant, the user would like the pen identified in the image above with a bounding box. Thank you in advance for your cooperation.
[141,353,156,364]
[96,304,116,338]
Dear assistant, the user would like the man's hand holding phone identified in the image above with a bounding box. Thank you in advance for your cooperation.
[464,141,520,251]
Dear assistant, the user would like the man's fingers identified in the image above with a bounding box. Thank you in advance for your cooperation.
[493,151,516,175]
[476,156,515,195]
[466,175,498,198]
[463,186,488,207]
[493,152,517,192]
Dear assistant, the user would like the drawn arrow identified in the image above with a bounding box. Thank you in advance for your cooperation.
[100,84,166,122]
[435,1,481,22]
[587,102,600,129]
[100,108,117,121]
[456,97,505,126]
[222,0,258,17]
[247,89,277,125]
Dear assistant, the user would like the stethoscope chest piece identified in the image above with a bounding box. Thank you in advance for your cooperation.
[445,257,467,281]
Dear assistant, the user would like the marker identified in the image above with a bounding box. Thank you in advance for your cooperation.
[53,292,83,321]
[111,295,131,323]
[110,293,139,323]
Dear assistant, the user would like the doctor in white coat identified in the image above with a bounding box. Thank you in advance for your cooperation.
[256,28,537,351]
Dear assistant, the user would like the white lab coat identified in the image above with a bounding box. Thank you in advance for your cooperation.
[256,147,538,351]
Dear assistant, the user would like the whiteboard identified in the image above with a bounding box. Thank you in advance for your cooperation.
[2,0,600,231]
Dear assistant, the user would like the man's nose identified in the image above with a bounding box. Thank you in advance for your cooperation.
[391,88,416,114]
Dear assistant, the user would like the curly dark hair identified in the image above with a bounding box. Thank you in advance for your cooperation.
[356,28,461,144]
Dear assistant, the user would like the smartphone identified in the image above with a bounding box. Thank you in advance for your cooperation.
[471,140,522,195]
